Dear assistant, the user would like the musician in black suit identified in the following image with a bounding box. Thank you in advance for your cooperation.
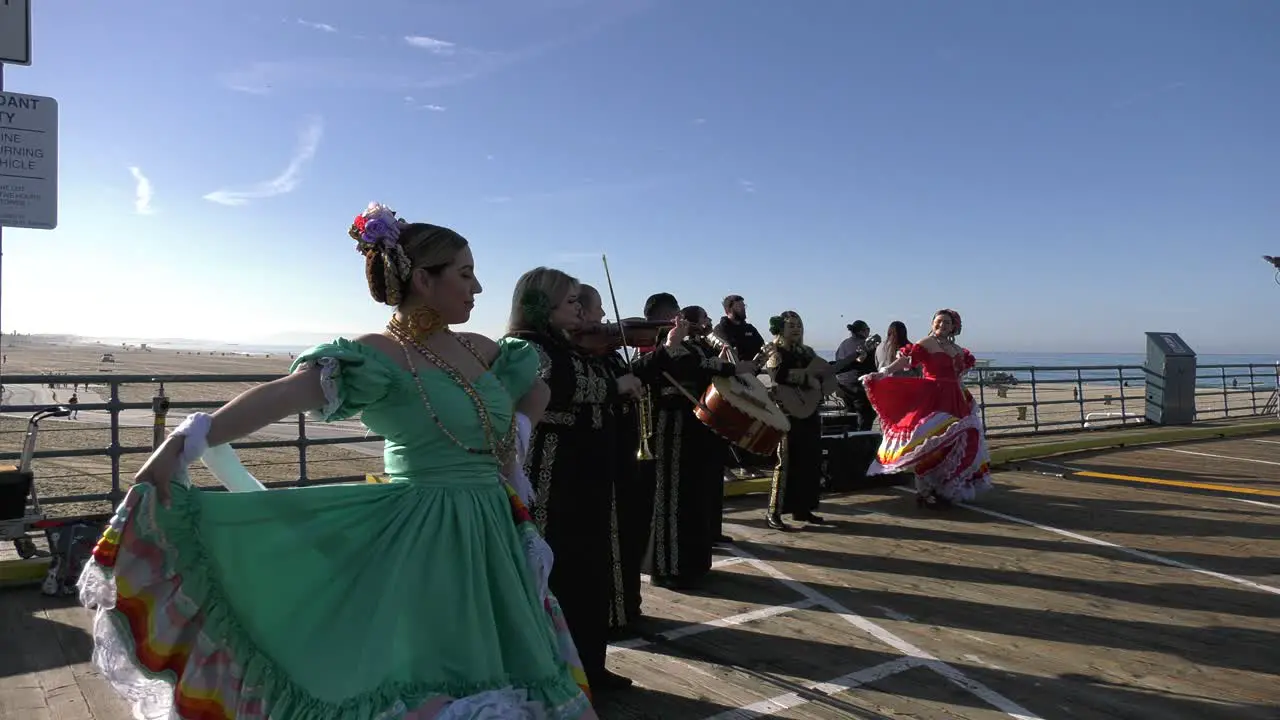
[638,304,754,589]
[762,311,828,531]
[712,294,765,363]
[834,321,880,431]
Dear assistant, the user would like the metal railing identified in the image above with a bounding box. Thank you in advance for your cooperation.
[969,362,1277,435]
[1,362,1277,511]
[0,373,383,510]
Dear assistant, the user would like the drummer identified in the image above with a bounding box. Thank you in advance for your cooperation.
[639,305,756,590]
[762,311,829,531]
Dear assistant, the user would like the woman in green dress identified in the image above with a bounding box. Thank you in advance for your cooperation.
[78,203,597,720]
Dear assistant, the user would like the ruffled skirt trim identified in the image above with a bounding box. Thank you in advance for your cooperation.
[80,480,593,720]
[866,403,993,502]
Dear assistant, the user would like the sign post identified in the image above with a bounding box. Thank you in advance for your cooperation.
[0,0,32,67]
[0,0,36,391]
[0,89,58,230]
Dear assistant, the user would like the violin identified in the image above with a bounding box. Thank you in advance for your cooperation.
[572,318,673,357]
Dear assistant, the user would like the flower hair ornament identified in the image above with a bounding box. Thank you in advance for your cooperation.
[350,202,413,305]
[519,287,554,331]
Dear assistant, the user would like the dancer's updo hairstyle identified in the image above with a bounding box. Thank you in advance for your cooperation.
[769,310,801,338]
[349,203,469,307]
[508,267,580,334]
[933,308,963,336]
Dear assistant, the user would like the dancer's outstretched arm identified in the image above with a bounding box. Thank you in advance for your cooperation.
[206,368,329,446]
[137,369,328,504]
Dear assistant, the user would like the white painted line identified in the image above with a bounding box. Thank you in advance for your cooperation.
[640,555,747,584]
[607,598,820,655]
[702,657,922,720]
[1156,447,1280,467]
[725,546,1045,720]
[873,605,914,622]
[1248,438,1280,446]
[1232,497,1280,510]
[891,487,1280,596]
[1027,459,1080,474]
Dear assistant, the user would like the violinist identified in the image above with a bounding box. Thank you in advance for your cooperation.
[576,284,639,634]
[505,268,640,694]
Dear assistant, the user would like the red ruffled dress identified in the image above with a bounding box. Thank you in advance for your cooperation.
[861,343,992,501]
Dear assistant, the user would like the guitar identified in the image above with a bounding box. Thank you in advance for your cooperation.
[770,357,838,418]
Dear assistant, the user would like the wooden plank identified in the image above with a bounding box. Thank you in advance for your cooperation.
[0,590,54,720]
[3,436,1278,719]
[602,646,775,718]
[44,600,131,720]
[720,472,1280,718]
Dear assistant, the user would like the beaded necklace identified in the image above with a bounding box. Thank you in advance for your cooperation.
[386,317,516,465]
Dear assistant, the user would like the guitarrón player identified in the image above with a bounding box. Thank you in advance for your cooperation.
[762,311,829,531]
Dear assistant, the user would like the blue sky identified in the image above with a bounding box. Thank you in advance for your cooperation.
[2,0,1277,353]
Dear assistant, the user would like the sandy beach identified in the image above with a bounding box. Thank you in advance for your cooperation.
[1,337,381,520]
[972,380,1267,433]
[0,336,1272,520]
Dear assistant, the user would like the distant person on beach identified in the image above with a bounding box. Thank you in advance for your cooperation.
[78,202,597,720]
[861,308,993,509]
[68,393,78,419]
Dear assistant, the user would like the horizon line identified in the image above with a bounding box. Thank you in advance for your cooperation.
[1,333,1272,358]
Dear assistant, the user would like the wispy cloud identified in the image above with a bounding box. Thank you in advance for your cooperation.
[219,55,501,95]
[404,36,456,55]
[221,2,655,97]
[403,96,446,112]
[128,166,156,215]
[203,116,324,207]
[692,118,707,125]
[738,179,757,193]
[297,19,337,33]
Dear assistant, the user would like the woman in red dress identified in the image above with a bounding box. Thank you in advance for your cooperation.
[861,309,992,508]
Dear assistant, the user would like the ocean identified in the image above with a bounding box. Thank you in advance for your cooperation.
[815,351,1280,389]
[131,338,1278,390]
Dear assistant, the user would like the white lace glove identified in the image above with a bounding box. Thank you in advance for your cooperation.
[172,413,213,466]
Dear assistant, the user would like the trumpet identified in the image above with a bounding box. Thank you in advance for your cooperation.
[636,386,655,461]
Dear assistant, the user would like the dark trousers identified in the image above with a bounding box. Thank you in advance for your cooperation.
[546,518,610,681]
[839,383,876,432]
[620,461,656,619]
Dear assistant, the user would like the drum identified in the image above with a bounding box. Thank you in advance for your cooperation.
[695,374,792,456]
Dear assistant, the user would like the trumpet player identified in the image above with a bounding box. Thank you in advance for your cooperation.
[636,302,756,592]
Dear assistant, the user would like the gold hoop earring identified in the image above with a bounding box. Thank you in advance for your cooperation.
[407,305,447,338]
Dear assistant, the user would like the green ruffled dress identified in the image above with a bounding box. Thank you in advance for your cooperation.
[79,337,594,719]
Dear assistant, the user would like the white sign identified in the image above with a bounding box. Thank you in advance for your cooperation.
[0,0,32,66]
[0,91,57,229]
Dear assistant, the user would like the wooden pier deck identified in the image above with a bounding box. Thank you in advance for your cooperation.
[4,432,1279,719]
